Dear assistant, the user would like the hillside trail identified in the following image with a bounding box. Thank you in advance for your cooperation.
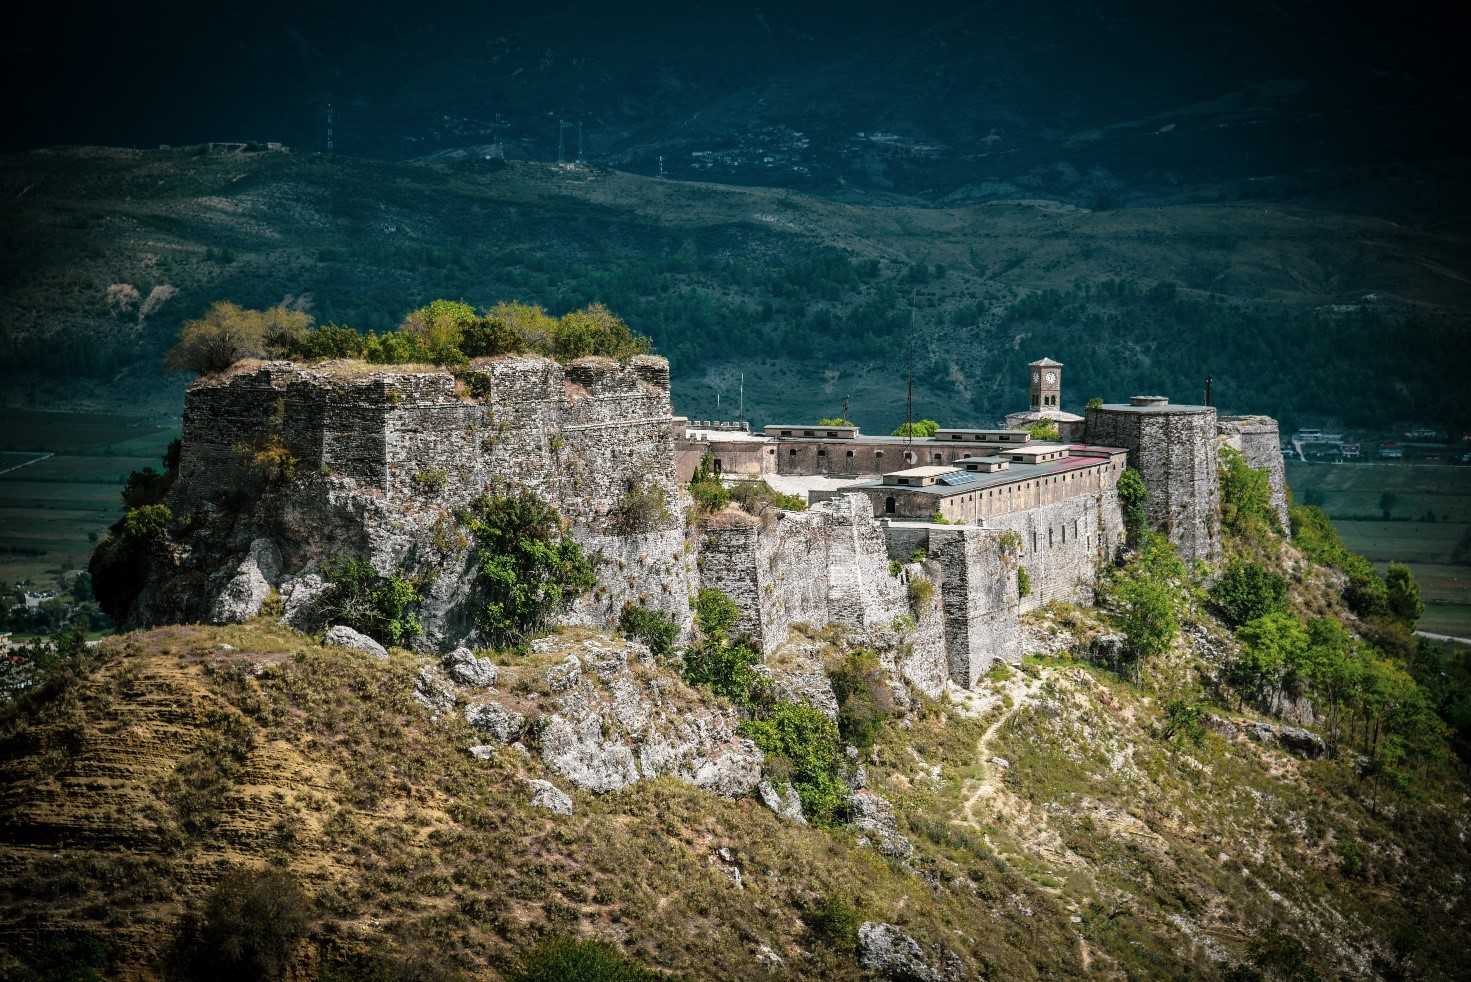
[950,669,1043,828]
[948,665,1089,878]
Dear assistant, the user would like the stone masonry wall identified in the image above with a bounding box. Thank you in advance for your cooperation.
[1217,415,1290,533]
[1084,406,1221,562]
[146,355,690,647]
[978,490,1122,613]
[696,494,911,655]
[927,527,1022,684]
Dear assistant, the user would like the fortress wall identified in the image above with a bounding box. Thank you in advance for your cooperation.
[928,527,1022,684]
[158,355,692,646]
[1217,415,1290,532]
[696,495,910,656]
[1085,406,1221,562]
[979,491,1121,613]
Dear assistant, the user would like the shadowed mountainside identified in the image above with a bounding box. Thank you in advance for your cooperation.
[1,148,1467,429]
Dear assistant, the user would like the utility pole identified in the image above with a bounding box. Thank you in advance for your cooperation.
[325,103,334,153]
[1204,375,1213,407]
[557,119,565,164]
[739,373,744,416]
[658,155,665,178]
[577,122,584,163]
[843,395,849,423]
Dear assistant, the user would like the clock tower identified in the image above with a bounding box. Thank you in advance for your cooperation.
[1029,357,1063,412]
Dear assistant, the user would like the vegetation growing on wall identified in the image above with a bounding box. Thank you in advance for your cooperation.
[681,588,766,706]
[608,478,672,533]
[729,480,806,515]
[1116,467,1147,547]
[1219,445,1278,543]
[461,489,596,650]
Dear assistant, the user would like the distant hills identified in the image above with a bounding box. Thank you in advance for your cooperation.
[1,147,1467,431]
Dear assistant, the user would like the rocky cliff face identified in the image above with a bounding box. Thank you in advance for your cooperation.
[123,355,692,650]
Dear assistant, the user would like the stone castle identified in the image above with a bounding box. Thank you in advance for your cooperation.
[117,353,1286,695]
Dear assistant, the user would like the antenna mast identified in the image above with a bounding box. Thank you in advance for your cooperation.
[577,122,584,163]
[557,119,565,164]
[739,373,744,416]
[325,103,334,153]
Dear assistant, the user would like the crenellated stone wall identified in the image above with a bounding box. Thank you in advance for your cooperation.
[1084,403,1221,562]
[136,355,691,648]
[1217,415,1290,533]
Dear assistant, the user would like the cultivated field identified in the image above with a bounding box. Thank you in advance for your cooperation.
[0,410,175,592]
[1286,461,1471,637]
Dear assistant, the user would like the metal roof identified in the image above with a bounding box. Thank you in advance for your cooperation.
[1028,357,1063,367]
[840,453,1115,498]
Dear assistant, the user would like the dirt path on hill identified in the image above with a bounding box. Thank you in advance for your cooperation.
[954,671,1042,828]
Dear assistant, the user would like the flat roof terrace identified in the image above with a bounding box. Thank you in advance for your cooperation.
[841,452,1117,497]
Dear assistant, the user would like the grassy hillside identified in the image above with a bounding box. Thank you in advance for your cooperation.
[1,148,1467,430]
[1,612,1466,980]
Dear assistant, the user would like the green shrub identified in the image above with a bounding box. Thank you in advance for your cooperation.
[816,416,853,426]
[891,419,939,437]
[1017,566,1031,599]
[729,479,806,514]
[1026,420,1060,442]
[1210,558,1288,627]
[122,438,181,508]
[1160,699,1207,746]
[318,557,425,647]
[907,576,935,613]
[609,478,672,533]
[1290,505,1388,616]
[1114,574,1177,673]
[462,489,596,649]
[687,451,730,514]
[1219,446,1278,540]
[364,330,428,364]
[507,937,662,982]
[1117,468,1147,546]
[1385,562,1424,625]
[173,867,311,982]
[411,467,449,494]
[287,324,366,360]
[1230,612,1309,710]
[89,504,174,622]
[741,702,850,825]
[164,301,312,374]
[826,648,894,751]
[683,633,765,706]
[618,602,678,660]
[802,894,863,952]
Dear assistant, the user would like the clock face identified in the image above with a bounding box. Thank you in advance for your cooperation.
[1032,372,1040,383]
[1045,372,1056,383]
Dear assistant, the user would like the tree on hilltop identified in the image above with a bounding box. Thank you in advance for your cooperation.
[165,301,312,374]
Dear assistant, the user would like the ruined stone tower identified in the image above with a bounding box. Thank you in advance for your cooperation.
[1029,357,1063,411]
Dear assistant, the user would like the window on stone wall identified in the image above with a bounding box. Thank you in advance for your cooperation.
[817,449,826,457]
[846,450,854,457]
[885,496,896,514]
[789,449,797,456]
